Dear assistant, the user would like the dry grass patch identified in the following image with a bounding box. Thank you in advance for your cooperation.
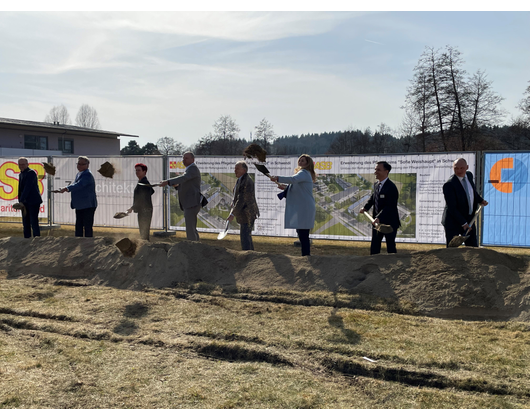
[1,272,529,408]
[1,223,530,408]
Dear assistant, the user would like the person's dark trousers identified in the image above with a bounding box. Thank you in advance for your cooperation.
[138,209,153,241]
[240,222,254,250]
[296,229,311,256]
[75,207,96,237]
[22,203,41,238]
[370,229,397,255]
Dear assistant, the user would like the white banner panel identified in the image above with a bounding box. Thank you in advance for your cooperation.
[169,153,475,244]
[0,157,49,218]
[52,156,164,229]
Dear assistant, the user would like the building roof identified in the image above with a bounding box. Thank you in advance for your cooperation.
[0,117,138,138]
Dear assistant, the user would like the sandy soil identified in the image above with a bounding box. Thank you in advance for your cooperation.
[1,236,529,321]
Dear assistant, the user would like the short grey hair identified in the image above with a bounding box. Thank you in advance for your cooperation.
[78,156,90,164]
[18,157,28,164]
[235,161,248,171]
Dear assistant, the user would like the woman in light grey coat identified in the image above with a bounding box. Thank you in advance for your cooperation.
[271,154,316,256]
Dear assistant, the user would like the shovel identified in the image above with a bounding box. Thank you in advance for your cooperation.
[138,182,162,187]
[13,202,27,218]
[217,220,230,240]
[363,212,394,234]
[113,211,129,219]
[448,204,483,248]
[254,164,282,186]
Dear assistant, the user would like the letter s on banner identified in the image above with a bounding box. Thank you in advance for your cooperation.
[0,161,46,200]
[0,161,20,200]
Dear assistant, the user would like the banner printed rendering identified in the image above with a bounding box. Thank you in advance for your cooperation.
[170,153,475,244]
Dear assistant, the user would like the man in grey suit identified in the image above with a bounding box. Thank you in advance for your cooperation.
[161,152,202,241]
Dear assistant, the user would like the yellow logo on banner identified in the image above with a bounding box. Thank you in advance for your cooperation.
[170,161,185,170]
[0,161,46,200]
[314,161,332,170]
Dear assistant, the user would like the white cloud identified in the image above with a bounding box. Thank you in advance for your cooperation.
[78,11,361,42]
[1,10,528,150]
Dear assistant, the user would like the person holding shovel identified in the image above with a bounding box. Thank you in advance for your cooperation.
[360,161,400,255]
[160,152,203,241]
[442,158,488,247]
[17,157,42,238]
[270,154,316,256]
[127,163,155,241]
[58,156,97,237]
[227,161,260,251]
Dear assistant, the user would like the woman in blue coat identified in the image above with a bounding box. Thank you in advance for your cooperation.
[59,156,98,237]
[271,154,316,256]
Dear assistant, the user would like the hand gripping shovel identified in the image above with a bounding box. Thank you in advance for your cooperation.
[448,204,483,248]
[363,212,394,234]
[254,163,282,186]
[217,220,230,240]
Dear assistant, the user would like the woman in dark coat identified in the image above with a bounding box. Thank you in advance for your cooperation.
[128,163,155,240]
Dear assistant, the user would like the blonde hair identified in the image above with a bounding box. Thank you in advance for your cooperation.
[295,154,316,182]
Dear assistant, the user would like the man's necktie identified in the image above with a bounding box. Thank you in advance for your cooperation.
[461,177,472,215]
[374,182,381,214]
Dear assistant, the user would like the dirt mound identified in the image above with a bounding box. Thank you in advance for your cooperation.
[1,236,529,321]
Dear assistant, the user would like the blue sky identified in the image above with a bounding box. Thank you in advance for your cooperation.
[0,4,528,150]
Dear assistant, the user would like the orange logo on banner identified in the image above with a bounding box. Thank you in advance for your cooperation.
[489,158,513,193]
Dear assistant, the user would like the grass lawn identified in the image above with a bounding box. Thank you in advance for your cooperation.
[1,222,529,408]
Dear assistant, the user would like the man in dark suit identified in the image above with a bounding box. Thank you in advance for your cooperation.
[161,152,202,241]
[442,158,488,247]
[360,161,401,255]
[227,161,260,250]
[17,157,43,238]
[127,163,155,241]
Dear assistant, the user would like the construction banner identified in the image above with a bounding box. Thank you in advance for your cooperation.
[169,153,476,244]
[482,152,530,247]
[52,156,165,229]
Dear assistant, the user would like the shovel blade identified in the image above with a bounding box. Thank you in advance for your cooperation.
[254,163,270,176]
[217,221,230,240]
[448,234,469,248]
[376,224,393,234]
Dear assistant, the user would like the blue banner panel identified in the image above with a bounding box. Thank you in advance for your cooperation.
[482,152,530,246]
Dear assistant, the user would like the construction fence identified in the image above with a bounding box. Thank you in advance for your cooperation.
[0,151,528,247]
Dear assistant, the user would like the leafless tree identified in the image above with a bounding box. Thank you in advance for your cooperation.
[254,118,277,150]
[404,45,505,151]
[517,81,530,127]
[441,46,468,149]
[156,136,185,156]
[463,70,505,149]
[44,104,71,125]
[213,115,240,141]
[403,70,436,152]
[75,104,101,129]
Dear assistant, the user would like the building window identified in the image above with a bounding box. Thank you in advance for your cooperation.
[24,135,48,150]
[58,137,74,154]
